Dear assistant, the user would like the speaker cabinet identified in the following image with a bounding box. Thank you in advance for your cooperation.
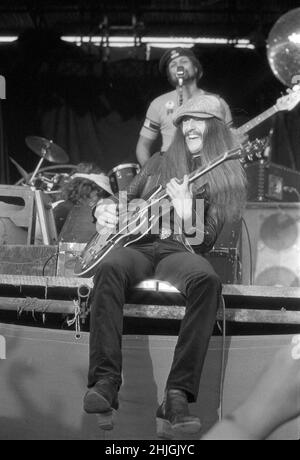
[59,204,96,243]
[241,202,300,287]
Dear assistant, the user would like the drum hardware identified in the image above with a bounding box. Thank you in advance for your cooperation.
[77,284,92,325]
[30,172,71,195]
[12,164,75,197]
[7,136,71,245]
[11,139,76,198]
[25,136,70,187]
[108,163,140,194]
[9,157,29,182]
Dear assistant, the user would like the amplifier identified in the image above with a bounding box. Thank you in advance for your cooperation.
[245,161,300,202]
[56,242,86,277]
[59,204,96,243]
[0,245,57,276]
[240,202,300,287]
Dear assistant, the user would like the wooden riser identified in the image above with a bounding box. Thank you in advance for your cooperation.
[1,297,300,325]
[0,325,298,440]
[0,274,300,300]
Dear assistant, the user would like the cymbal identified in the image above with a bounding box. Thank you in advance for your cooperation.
[25,136,69,164]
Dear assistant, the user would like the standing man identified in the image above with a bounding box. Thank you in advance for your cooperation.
[136,47,233,166]
[84,95,247,439]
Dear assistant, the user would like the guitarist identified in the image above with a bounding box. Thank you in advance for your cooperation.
[84,94,247,438]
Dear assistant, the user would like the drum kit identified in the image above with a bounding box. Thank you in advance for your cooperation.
[11,136,76,197]
[11,135,140,198]
[108,163,140,194]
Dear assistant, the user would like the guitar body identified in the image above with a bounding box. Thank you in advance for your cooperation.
[74,209,155,277]
[74,231,135,277]
[74,137,270,277]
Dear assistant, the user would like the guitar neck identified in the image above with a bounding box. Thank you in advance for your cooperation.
[237,105,278,135]
[188,153,232,184]
[150,150,235,204]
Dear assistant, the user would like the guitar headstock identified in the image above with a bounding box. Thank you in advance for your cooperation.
[240,138,270,164]
[227,138,270,164]
[275,87,300,112]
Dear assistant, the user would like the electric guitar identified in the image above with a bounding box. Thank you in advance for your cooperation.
[236,88,300,136]
[75,138,268,277]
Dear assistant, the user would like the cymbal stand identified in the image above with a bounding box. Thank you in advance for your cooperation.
[29,141,53,186]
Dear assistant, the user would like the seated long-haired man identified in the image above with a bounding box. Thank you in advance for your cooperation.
[84,95,247,438]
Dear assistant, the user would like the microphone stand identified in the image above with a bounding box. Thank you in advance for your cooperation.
[176,66,185,106]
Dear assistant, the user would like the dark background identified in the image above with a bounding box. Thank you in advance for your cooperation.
[0,0,299,183]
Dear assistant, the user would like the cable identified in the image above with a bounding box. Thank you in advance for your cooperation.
[42,252,59,276]
[217,295,227,421]
[0,257,58,266]
[42,250,81,276]
[242,216,253,285]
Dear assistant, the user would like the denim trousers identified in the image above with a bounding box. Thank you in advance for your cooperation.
[88,237,221,402]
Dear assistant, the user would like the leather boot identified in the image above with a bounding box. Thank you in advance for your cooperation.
[84,379,119,430]
[156,389,201,439]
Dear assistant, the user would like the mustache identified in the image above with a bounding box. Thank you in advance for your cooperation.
[184,131,203,137]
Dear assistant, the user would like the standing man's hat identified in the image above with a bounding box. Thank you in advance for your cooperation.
[159,47,203,80]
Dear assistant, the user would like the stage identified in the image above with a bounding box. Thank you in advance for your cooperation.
[0,323,299,440]
[0,275,299,439]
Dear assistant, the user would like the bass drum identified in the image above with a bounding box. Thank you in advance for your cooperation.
[108,163,140,194]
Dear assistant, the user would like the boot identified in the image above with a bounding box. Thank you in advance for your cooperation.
[84,379,119,430]
[156,389,201,439]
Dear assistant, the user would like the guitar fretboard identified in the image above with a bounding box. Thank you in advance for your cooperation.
[237,106,278,135]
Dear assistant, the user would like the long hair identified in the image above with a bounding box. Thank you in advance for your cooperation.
[61,162,109,205]
[144,119,247,222]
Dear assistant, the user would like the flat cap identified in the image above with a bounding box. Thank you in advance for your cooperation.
[173,94,227,126]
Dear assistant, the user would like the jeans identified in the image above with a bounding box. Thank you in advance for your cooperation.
[88,237,221,402]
